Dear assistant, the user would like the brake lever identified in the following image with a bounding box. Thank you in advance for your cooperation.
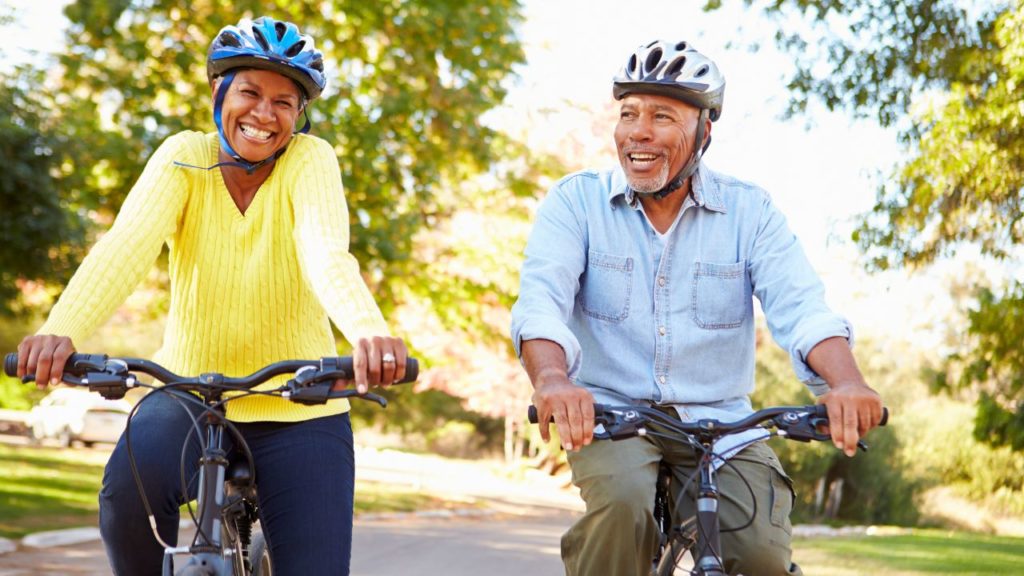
[776,412,871,452]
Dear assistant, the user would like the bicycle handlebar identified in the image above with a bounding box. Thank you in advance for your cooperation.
[527,403,889,447]
[4,352,419,405]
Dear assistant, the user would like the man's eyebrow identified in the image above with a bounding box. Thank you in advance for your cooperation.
[651,104,679,113]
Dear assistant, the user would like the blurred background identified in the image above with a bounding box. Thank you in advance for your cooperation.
[1,0,1023,560]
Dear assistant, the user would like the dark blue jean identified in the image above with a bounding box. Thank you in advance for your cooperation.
[98,390,355,575]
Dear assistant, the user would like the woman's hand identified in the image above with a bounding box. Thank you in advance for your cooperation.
[332,336,409,394]
[17,335,77,389]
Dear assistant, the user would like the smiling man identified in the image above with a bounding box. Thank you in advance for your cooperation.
[510,40,884,576]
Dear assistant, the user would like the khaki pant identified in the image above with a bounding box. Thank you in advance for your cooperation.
[562,434,802,576]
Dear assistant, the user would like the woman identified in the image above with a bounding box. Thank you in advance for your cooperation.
[16,16,405,575]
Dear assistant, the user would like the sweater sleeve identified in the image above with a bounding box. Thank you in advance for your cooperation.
[38,132,194,343]
[290,138,390,344]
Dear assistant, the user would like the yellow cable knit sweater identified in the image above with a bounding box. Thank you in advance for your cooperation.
[39,131,390,422]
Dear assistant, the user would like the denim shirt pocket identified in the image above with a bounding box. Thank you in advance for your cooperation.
[691,260,748,329]
[580,250,633,323]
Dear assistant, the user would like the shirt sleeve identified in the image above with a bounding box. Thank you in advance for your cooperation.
[748,191,853,396]
[38,133,192,343]
[510,181,586,378]
[289,138,390,344]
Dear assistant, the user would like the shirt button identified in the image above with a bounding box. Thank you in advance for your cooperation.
[658,326,666,336]
[659,375,667,385]
[658,277,666,286]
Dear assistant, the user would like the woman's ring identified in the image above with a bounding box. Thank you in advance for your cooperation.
[382,353,396,364]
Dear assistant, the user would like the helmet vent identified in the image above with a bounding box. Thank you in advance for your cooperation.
[252,26,270,50]
[665,56,686,77]
[645,48,663,74]
[285,40,306,58]
[627,54,637,74]
[696,65,709,77]
[219,31,241,48]
[675,41,688,51]
[274,21,287,42]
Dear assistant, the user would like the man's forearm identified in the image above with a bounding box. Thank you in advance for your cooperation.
[521,338,569,389]
[805,336,866,389]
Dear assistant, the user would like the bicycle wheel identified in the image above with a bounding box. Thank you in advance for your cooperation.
[249,528,272,576]
[655,516,697,576]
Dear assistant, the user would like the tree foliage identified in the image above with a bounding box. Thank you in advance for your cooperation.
[706,0,1024,450]
[0,65,88,315]
[17,0,525,315]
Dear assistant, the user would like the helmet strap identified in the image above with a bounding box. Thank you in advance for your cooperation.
[204,70,292,175]
[641,108,710,200]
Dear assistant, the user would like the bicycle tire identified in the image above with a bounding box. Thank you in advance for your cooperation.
[249,529,272,576]
[655,516,697,576]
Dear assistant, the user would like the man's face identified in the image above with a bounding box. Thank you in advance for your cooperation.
[214,69,304,161]
[614,93,703,193]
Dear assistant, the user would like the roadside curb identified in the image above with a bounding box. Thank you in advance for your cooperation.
[0,506,509,553]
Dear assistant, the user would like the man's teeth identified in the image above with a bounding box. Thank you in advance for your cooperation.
[630,153,658,162]
[241,124,272,140]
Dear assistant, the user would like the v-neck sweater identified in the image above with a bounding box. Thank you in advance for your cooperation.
[40,131,390,421]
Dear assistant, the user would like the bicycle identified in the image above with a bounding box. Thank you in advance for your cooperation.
[5,352,418,576]
[529,403,889,576]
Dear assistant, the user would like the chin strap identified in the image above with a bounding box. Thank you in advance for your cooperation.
[632,108,711,200]
[173,70,307,175]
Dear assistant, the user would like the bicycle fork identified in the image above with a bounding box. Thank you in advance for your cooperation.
[693,455,726,576]
[164,414,235,575]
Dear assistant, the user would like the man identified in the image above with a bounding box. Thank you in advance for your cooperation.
[510,39,883,575]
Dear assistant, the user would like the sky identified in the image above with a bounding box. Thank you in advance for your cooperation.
[2,0,972,348]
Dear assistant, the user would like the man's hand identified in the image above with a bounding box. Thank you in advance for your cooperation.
[819,381,883,457]
[532,375,595,452]
[17,335,76,389]
[806,336,885,457]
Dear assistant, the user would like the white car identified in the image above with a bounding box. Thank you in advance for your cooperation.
[28,387,132,447]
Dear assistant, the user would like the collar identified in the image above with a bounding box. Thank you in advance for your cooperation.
[608,165,727,213]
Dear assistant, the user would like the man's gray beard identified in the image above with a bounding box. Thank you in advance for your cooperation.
[626,161,670,194]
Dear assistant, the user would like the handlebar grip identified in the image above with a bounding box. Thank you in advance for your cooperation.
[813,404,890,426]
[3,353,16,377]
[528,405,538,424]
[4,352,113,382]
[403,358,419,384]
[327,356,419,384]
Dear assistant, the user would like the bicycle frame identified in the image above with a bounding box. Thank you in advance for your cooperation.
[4,352,418,576]
[527,403,888,576]
[163,380,251,576]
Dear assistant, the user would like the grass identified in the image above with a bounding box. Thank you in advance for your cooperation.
[795,530,1024,575]
[0,443,463,539]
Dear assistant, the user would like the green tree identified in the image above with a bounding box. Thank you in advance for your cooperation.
[56,0,526,311]
[0,63,88,315]
[705,0,1024,450]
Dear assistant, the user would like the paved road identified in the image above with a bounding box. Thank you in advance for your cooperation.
[0,443,582,575]
[0,509,576,575]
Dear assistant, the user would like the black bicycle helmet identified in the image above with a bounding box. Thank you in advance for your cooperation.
[613,40,725,121]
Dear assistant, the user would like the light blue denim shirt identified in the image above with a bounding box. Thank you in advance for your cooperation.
[510,164,853,423]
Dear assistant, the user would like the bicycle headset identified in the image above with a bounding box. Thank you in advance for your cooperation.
[176,16,327,174]
[612,40,726,199]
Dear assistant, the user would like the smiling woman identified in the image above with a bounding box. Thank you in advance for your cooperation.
[13,14,410,576]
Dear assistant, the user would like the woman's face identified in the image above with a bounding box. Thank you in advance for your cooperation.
[215,69,304,161]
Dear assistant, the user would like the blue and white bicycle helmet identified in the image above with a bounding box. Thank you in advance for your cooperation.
[208,16,326,100]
